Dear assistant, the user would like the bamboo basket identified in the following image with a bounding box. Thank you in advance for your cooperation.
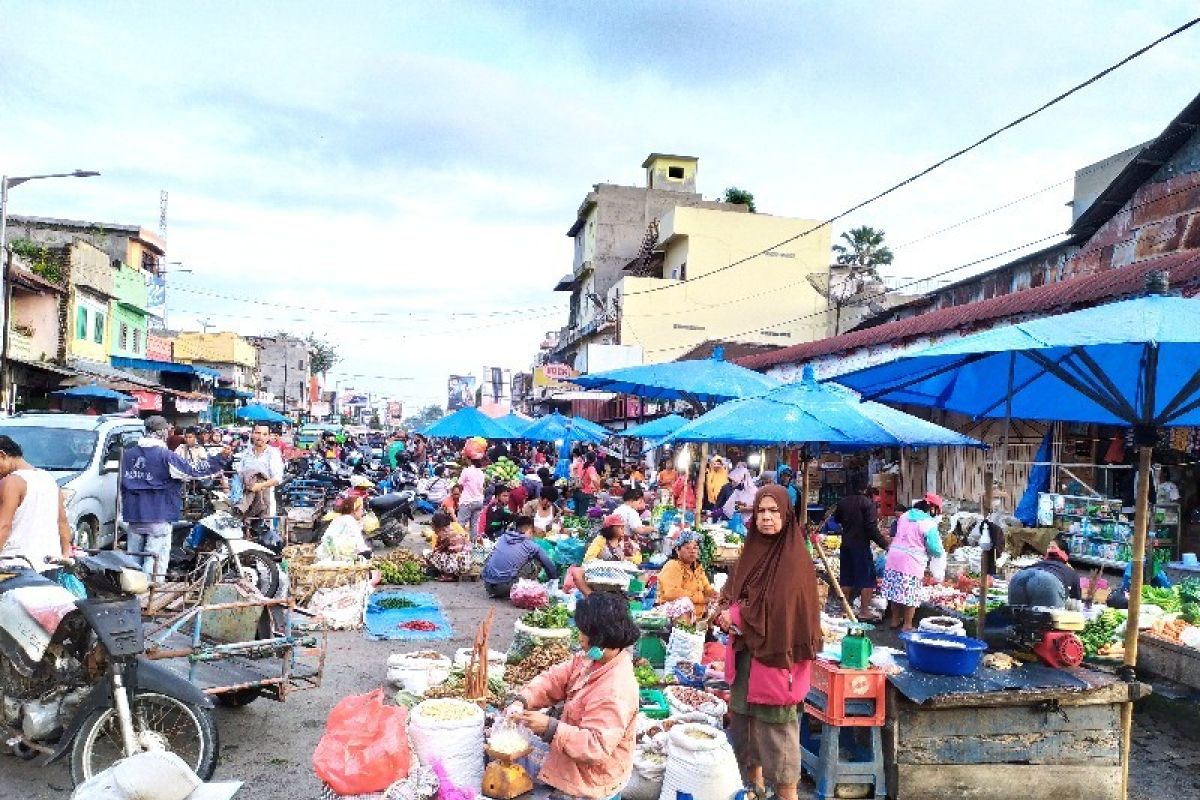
[289,562,375,606]
[282,543,318,568]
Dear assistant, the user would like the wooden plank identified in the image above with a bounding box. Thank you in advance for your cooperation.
[894,763,1121,800]
[905,678,1135,709]
[896,700,1119,740]
[897,729,1120,765]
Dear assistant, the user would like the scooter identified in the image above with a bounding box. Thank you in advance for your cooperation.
[368,489,418,547]
[169,511,283,598]
[0,552,219,783]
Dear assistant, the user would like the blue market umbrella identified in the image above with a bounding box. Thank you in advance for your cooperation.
[235,403,290,424]
[423,407,519,439]
[51,383,133,402]
[496,411,533,437]
[657,367,983,449]
[618,413,690,442]
[569,347,780,406]
[836,284,1199,747]
[522,411,609,444]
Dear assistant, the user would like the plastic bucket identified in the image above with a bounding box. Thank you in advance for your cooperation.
[900,631,987,676]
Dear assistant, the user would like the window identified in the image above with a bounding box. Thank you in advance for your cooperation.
[298,360,304,369]
[119,323,129,351]
[132,328,142,354]
[76,307,88,340]
[667,166,685,180]
[93,312,105,344]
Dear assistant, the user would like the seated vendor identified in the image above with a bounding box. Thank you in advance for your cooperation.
[568,514,637,596]
[426,510,470,581]
[1008,543,1081,608]
[318,494,371,563]
[484,485,516,540]
[656,529,717,608]
[481,516,559,599]
[506,592,640,800]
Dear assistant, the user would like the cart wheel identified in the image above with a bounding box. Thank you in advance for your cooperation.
[213,688,261,708]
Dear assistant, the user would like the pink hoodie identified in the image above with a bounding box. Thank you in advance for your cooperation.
[519,651,639,799]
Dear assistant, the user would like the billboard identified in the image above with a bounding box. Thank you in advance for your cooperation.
[447,375,477,411]
[533,363,577,388]
[480,366,512,410]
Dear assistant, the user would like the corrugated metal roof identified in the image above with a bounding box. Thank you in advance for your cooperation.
[739,251,1200,370]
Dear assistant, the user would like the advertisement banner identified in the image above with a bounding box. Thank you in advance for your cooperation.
[447,375,476,411]
[131,390,163,412]
[533,363,577,389]
[480,366,511,410]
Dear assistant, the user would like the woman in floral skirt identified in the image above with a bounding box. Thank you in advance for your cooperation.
[880,492,944,631]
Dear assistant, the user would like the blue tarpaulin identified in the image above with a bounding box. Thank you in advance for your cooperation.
[569,347,779,406]
[423,407,519,439]
[1014,430,1053,526]
[522,411,609,444]
[364,591,453,641]
[235,403,290,424]
[617,414,689,441]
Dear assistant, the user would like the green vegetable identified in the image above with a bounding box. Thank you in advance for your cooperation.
[634,660,660,688]
[1182,603,1200,625]
[1080,609,1125,657]
[522,601,571,630]
[377,559,426,585]
[376,596,417,610]
[1179,578,1200,606]
[698,531,716,579]
[1141,585,1181,614]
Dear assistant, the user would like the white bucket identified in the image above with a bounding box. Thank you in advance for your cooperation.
[387,652,451,694]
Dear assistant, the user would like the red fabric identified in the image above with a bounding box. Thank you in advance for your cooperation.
[724,606,813,706]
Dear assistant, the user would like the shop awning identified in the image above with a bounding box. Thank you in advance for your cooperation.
[8,358,77,377]
[110,356,221,378]
[214,387,254,400]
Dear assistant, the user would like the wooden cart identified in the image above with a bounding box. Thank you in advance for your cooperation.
[885,667,1149,800]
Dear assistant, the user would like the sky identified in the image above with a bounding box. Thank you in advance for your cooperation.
[2,2,1199,412]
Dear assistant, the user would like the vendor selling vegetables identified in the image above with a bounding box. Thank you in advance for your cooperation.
[505,592,641,800]
[656,529,718,608]
[1008,543,1081,609]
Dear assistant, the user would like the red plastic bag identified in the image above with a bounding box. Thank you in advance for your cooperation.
[462,437,487,461]
[313,689,410,794]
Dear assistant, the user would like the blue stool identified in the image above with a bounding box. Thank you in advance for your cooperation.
[799,712,886,800]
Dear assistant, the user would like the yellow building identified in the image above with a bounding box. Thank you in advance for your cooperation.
[615,206,831,363]
[66,241,116,363]
[173,332,258,389]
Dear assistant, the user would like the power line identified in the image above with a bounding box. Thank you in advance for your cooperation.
[619,17,1200,300]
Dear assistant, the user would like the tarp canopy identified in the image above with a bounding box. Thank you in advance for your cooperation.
[422,406,519,439]
[569,347,779,406]
[235,403,291,424]
[522,411,609,444]
[617,413,690,441]
[495,411,534,437]
[50,383,133,402]
[657,366,984,449]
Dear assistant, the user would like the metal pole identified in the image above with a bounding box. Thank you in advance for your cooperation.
[0,177,10,415]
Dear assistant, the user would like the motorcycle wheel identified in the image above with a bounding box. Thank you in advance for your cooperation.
[69,691,220,783]
[234,550,282,598]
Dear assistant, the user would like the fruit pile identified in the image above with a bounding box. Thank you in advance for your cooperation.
[485,456,522,485]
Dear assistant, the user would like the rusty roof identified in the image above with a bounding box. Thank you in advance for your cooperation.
[739,250,1200,370]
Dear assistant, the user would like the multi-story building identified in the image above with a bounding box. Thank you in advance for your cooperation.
[247,334,310,416]
[546,154,831,369]
[172,331,258,390]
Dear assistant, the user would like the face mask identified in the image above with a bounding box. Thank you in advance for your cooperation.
[586,646,604,662]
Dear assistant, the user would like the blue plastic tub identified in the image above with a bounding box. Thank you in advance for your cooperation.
[899,631,987,676]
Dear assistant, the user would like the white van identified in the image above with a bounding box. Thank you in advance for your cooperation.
[0,413,145,547]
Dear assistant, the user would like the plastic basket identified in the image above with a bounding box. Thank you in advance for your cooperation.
[900,631,987,676]
[639,689,670,720]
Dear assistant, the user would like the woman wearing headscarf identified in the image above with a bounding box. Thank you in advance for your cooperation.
[716,486,822,800]
[775,465,800,512]
[704,455,730,510]
[656,529,716,608]
[880,492,945,631]
[721,463,758,525]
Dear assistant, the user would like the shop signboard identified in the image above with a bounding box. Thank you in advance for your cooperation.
[533,363,577,388]
[131,390,163,412]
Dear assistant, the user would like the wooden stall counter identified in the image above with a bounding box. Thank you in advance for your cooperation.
[885,663,1149,800]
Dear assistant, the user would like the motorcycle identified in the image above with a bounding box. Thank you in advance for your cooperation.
[0,551,219,783]
[367,489,418,547]
[168,511,283,598]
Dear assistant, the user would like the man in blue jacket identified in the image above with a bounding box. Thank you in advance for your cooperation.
[481,516,558,599]
[121,416,230,580]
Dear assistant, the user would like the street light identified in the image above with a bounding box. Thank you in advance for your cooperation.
[0,169,101,412]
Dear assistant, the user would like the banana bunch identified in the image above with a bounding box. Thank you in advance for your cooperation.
[485,455,522,484]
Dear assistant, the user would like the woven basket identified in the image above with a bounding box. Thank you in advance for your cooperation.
[583,562,634,591]
[283,543,318,568]
[290,562,375,605]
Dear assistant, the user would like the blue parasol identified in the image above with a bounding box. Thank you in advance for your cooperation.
[422,407,519,439]
[51,383,133,402]
[522,411,609,444]
[235,403,291,424]
[568,347,779,406]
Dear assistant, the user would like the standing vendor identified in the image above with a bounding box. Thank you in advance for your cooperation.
[506,592,641,800]
[1008,543,1081,608]
[832,483,890,623]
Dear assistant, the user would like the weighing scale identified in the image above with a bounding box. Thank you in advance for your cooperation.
[840,621,875,669]
[482,742,534,799]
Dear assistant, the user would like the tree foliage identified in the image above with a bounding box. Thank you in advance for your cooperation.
[832,226,894,273]
[305,334,340,375]
[404,404,444,428]
[723,187,757,213]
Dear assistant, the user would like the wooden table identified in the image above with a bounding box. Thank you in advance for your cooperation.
[885,667,1149,800]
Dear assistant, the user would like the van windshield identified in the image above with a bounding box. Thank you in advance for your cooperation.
[0,427,98,472]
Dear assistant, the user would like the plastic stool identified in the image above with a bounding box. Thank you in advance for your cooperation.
[799,713,886,800]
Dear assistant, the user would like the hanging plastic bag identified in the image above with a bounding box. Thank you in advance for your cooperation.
[57,570,87,599]
[313,688,411,795]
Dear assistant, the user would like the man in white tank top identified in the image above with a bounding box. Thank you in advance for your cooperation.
[0,435,72,573]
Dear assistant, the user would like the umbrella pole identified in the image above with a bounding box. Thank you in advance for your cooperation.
[977,469,993,639]
[1120,443,1153,798]
[814,535,857,622]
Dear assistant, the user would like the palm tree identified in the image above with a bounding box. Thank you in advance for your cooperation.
[832,226,894,279]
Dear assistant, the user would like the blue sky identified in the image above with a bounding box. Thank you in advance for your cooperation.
[2,2,1198,409]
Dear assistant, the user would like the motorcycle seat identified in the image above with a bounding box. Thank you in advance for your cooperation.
[368,494,408,512]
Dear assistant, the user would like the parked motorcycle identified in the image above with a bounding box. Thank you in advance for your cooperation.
[169,511,282,598]
[0,551,219,783]
[368,489,418,547]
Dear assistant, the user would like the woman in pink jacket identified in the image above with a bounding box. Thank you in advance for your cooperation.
[880,492,945,631]
[508,592,641,800]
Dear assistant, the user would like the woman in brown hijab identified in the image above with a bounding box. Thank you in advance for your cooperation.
[717,485,821,800]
